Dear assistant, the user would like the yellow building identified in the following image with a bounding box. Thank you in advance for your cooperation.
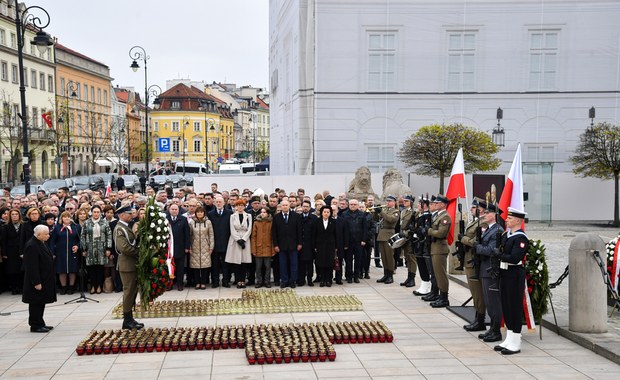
[55,42,112,176]
[151,83,234,172]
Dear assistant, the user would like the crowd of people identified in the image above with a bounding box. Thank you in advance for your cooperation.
[0,181,529,354]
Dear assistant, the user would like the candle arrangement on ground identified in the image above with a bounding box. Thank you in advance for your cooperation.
[74,320,394,365]
[111,289,363,318]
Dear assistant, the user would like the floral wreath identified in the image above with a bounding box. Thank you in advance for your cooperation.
[136,197,173,308]
[525,239,549,322]
[605,234,620,289]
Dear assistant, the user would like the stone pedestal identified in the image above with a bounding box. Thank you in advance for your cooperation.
[568,233,608,333]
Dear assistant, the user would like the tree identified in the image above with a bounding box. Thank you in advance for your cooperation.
[570,122,620,227]
[79,106,111,174]
[398,123,501,193]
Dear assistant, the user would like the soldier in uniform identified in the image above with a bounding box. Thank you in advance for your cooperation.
[413,195,434,296]
[457,198,487,331]
[373,195,399,284]
[426,194,452,308]
[494,207,528,355]
[114,204,144,330]
[474,202,504,341]
[399,195,417,287]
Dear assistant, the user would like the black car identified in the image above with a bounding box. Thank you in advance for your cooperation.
[149,175,169,191]
[122,175,141,193]
[88,175,106,193]
[40,178,77,195]
[72,176,90,191]
[166,174,187,188]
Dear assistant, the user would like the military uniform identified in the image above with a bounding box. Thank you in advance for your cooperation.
[426,195,451,308]
[373,201,399,283]
[114,211,143,330]
[399,198,417,287]
[459,206,486,331]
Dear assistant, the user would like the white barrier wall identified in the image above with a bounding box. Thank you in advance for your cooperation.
[194,172,617,223]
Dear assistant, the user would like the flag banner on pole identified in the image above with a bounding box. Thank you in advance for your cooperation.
[613,241,620,292]
[42,111,53,129]
[167,225,176,279]
[445,148,467,245]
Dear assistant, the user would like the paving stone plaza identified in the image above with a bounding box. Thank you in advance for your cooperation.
[0,222,619,379]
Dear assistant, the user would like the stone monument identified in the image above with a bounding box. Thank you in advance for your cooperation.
[380,168,412,201]
[346,166,379,201]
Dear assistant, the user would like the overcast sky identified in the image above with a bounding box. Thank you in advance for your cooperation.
[32,0,269,92]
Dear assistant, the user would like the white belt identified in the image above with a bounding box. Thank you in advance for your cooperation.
[500,261,523,270]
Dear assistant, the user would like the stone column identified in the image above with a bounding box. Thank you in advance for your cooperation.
[568,233,608,333]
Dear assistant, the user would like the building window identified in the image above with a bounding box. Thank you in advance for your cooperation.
[75,83,81,100]
[22,67,28,86]
[97,88,101,104]
[10,32,15,48]
[525,144,556,162]
[60,78,65,95]
[447,32,476,91]
[91,87,95,102]
[103,90,108,106]
[367,31,397,91]
[529,31,559,90]
[48,75,53,92]
[172,121,180,132]
[39,72,45,91]
[0,61,7,81]
[83,84,88,102]
[0,29,5,45]
[30,69,37,88]
[366,145,395,173]
[32,107,38,128]
[172,139,180,152]
[153,121,158,132]
[171,101,180,109]
[194,140,201,152]
[194,121,201,132]
[11,64,17,83]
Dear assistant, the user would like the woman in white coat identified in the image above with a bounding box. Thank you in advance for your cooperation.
[225,199,252,288]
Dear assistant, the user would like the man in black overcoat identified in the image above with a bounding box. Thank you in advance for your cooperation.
[22,225,57,333]
[167,204,191,290]
[271,199,302,288]
[208,195,232,288]
[297,200,317,286]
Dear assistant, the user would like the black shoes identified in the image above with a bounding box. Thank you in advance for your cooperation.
[354,277,360,283]
[430,292,450,308]
[290,283,297,289]
[463,313,487,332]
[335,279,343,285]
[122,312,144,330]
[383,275,394,284]
[364,273,370,279]
[400,273,416,287]
[483,331,503,342]
[422,291,439,302]
[30,327,50,333]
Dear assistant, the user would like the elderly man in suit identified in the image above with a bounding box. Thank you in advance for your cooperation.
[167,204,191,290]
[22,225,56,333]
[272,199,302,288]
[114,204,144,330]
[208,195,232,288]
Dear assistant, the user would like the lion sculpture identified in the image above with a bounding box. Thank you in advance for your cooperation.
[346,166,379,201]
[380,168,413,201]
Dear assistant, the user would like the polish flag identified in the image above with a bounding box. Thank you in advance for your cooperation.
[445,148,467,245]
[612,241,620,292]
[104,183,112,198]
[497,144,536,330]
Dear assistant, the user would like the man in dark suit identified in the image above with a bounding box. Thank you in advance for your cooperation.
[114,204,144,330]
[167,204,191,291]
[208,195,232,288]
[22,225,56,333]
[332,204,349,285]
[342,199,368,283]
[272,199,302,288]
[297,200,317,287]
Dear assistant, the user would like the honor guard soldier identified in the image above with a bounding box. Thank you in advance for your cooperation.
[413,195,434,297]
[373,195,399,284]
[426,194,452,308]
[494,207,528,355]
[457,198,487,331]
[399,195,417,287]
[114,203,144,330]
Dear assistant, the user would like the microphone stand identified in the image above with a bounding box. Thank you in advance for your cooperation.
[65,253,99,304]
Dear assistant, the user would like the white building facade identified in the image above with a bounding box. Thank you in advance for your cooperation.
[269,0,620,221]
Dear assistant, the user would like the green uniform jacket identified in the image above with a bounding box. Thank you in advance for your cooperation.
[114,222,139,272]
[374,207,399,241]
[428,210,451,255]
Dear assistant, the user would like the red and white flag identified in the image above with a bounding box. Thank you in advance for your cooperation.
[498,144,536,331]
[445,148,467,245]
[612,241,620,292]
[104,183,112,198]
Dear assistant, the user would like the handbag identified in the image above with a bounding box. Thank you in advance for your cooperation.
[333,255,341,271]
[103,277,114,293]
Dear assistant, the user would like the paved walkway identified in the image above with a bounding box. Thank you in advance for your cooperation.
[1,255,619,379]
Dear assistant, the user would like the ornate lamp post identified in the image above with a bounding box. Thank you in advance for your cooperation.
[129,46,161,180]
[56,81,77,178]
[492,107,505,147]
[11,0,54,193]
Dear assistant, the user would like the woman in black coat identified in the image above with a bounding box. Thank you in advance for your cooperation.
[313,206,337,287]
[50,212,81,295]
[2,209,24,294]
[22,225,57,333]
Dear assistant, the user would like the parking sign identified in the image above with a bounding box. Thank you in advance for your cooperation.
[158,138,170,152]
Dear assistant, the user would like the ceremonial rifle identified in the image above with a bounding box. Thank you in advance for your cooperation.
[470,205,482,280]
[453,201,466,271]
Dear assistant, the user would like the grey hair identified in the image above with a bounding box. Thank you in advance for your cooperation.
[34,225,49,237]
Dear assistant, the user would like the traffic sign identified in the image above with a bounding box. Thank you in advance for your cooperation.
[158,138,170,152]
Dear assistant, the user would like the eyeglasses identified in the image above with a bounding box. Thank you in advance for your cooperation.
[65,207,75,211]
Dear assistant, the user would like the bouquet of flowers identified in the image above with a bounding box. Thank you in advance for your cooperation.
[136,197,173,308]
[525,239,549,322]
[605,234,620,292]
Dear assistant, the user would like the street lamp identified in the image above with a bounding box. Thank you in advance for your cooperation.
[56,81,77,178]
[182,116,189,176]
[10,0,54,193]
[129,46,161,180]
[589,106,596,128]
[492,107,505,147]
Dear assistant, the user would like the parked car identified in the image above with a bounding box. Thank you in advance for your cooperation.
[166,174,187,188]
[99,173,115,190]
[122,174,141,193]
[149,175,169,191]
[71,176,91,192]
[10,184,27,197]
[40,178,77,195]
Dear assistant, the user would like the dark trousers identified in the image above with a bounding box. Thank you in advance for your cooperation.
[272,253,280,284]
[334,249,345,281]
[28,303,46,329]
[320,267,333,284]
[415,252,430,281]
[298,259,314,284]
[279,249,298,285]
[482,276,502,323]
[424,253,438,292]
[211,251,229,285]
[232,263,248,284]
[174,253,186,285]
[247,256,256,284]
[373,236,381,266]
[192,268,209,285]
[362,244,372,275]
[345,244,363,280]
[86,265,104,289]
[500,267,526,333]
[7,272,23,292]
